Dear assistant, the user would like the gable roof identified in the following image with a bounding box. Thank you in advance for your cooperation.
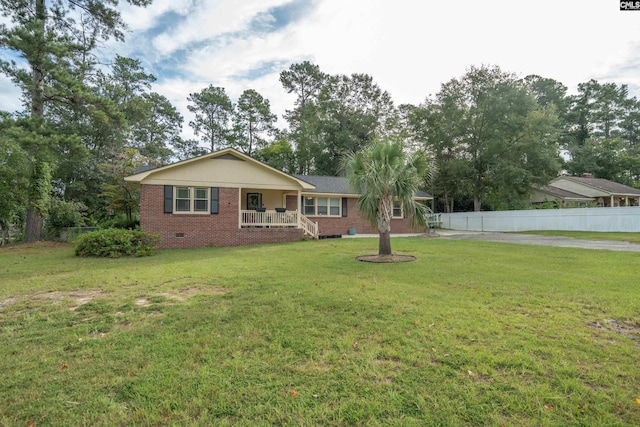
[125,148,315,190]
[551,176,640,197]
[294,175,356,195]
[295,174,432,199]
[533,185,594,200]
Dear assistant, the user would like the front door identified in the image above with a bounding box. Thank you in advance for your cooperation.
[247,192,262,210]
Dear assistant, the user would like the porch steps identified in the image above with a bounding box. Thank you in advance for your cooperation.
[299,213,319,239]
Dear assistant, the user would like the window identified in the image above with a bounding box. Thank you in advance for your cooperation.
[304,197,315,215]
[176,187,191,212]
[317,197,328,215]
[303,196,342,216]
[330,198,340,216]
[194,188,208,212]
[392,200,403,218]
[174,186,209,213]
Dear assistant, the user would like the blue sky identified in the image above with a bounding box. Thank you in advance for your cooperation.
[2,0,640,139]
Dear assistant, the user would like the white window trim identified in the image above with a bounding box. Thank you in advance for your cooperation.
[303,196,342,217]
[392,200,403,219]
[174,186,210,214]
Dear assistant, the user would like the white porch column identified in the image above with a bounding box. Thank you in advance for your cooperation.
[238,188,242,228]
[297,190,301,228]
[610,195,614,207]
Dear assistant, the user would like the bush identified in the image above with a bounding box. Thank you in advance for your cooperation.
[45,199,88,240]
[75,229,160,258]
[99,215,140,230]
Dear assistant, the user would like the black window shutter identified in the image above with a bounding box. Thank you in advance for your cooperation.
[342,197,348,217]
[164,185,173,214]
[210,187,219,214]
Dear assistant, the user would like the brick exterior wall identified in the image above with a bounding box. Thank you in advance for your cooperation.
[286,196,424,236]
[140,185,303,249]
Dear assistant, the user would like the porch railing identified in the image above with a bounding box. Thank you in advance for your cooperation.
[240,210,318,239]
[241,210,298,228]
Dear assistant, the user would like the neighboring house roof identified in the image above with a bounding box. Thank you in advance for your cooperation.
[125,148,315,191]
[295,174,432,199]
[533,185,594,201]
[550,176,640,197]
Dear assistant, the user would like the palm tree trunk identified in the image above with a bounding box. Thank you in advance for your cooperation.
[378,231,392,256]
[377,197,393,256]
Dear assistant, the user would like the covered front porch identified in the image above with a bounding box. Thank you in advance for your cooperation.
[597,195,640,207]
[238,188,317,238]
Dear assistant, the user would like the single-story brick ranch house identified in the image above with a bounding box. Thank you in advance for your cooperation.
[125,148,432,249]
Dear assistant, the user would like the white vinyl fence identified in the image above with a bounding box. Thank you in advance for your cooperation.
[440,207,640,232]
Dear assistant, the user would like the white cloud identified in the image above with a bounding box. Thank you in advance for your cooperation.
[120,0,192,32]
[151,0,292,55]
[0,77,23,114]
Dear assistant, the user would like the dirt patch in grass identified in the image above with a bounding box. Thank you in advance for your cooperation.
[160,286,227,301]
[1,286,226,311]
[1,290,109,310]
[0,297,17,308]
[356,254,417,263]
[590,319,640,341]
[135,298,152,307]
[137,286,227,307]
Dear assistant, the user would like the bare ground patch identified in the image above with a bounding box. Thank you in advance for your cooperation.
[0,290,109,311]
[590,319,640,342]
[1,286,226,311]
[137,286,227,307]
[356,254,417,263]
[160,286,226,300]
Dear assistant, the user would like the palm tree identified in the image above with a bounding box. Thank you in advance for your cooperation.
[343,139,429,257]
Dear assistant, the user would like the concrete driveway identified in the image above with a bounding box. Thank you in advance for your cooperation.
[436,230,640,252]
[344,230,640,252]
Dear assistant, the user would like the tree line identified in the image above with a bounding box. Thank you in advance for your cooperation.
[2,1,640,242]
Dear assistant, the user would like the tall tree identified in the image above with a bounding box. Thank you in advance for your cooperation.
[421,65,561,211]
[280,61,327,174]
[343,140,429,256]
[171,138,208,161]
[254,138,296,173]
[314,73,397,176]
[187,85,233,153]
[100,148,150,224]
[229,89,276,155]
[563,79,640,184]
[0,0,153,240]
[280,61,327,108]
[52,55,175,220]
[404,102,469,213]
[131,92,182,164]
[0,115,30,244]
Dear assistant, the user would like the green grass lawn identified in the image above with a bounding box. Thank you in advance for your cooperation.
[1,238,639,426]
